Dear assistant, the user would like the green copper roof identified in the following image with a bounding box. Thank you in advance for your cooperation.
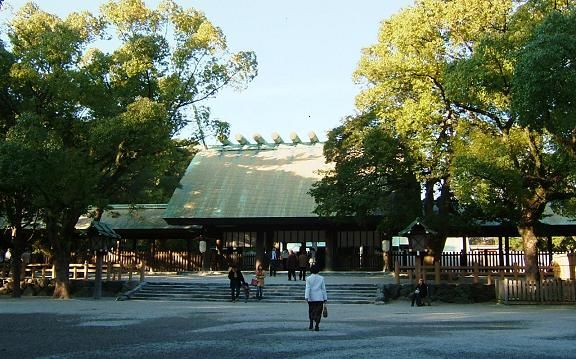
[164,143,331,220]
[76,205,197,231]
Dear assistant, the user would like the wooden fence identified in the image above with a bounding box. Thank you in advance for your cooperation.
[496,278,576,304]
[22,263,145,282]
[392,250,557,269]
[396,261,558,285]
[25,249,572,274]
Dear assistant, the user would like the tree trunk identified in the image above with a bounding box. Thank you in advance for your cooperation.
[46,216,71,299]
[52,249,71,299]
[45,207,83,299]
[10,226,24,298]
[518,225,539,281]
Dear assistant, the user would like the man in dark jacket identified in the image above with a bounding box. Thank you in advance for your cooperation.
[286,250,298,281]
[228,264,246,302]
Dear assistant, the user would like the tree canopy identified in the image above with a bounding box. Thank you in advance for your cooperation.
[0,0,257,297]
[313,0,576,278]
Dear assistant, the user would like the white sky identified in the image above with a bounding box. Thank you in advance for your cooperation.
[0,0,414,144]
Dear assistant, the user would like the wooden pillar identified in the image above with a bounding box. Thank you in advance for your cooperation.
[505,236,510,266]
[324,230,336,271]
[434,261,441,283]
[498,236,504,267]
[462,236,468,266]
[265,230,275,265]
[106,260,112,280]
[186,235,192,271]
[255,231,265,271]
[394,260,400,284]
[546,236,553,266]
[473,261,479,284]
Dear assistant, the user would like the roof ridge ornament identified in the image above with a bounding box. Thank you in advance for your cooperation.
[271,132,284,144]
[290,132,302,144]
[308,131,319,144]
[253,133,266,145]
[235,134,250,145]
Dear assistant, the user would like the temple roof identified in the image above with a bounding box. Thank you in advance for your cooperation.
[163,142,332,224]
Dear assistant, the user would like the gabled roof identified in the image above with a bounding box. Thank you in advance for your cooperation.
[88,221,121,239]
[398,217,438,236]
[164,143,332,224]
[76,204,200,238]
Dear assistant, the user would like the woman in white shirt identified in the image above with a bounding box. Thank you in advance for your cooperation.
[305,264,327,331]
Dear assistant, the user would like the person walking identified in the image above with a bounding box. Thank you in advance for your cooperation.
[286,250,298,281]
[255,264,265,300]
[228,264,246,302]
[305,264,327,331]
[298,250,309,281]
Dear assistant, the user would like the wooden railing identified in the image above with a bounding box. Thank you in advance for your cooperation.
[496,278,576,304]
[22,262,146,282]
[392,250,558,269]
[395,260,557,285]
[41,249,573,274]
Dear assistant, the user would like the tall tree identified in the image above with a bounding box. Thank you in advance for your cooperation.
[1,0,257,298]
[316,0,576,278]
[314,0,490,258]
[447,1,576,279]
[310,111,422,235]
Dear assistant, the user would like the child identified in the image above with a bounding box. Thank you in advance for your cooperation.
[242,282,250,302]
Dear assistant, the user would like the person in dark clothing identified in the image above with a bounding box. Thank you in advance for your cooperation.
[269,248,279,277]
[286,250,298,281]
[411,278,428,306]
[228,264,246,302]
[298,251,309,281]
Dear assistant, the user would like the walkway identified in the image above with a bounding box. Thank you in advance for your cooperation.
[0,296,574,358]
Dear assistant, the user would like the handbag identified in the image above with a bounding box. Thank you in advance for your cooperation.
[322,304,328,318]
[251,278,258,286]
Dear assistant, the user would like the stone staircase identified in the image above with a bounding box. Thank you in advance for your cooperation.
[123,282,378,304]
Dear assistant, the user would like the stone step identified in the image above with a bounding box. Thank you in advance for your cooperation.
[125,282,378,304]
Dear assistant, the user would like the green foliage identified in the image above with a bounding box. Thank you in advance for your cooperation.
[317,0,576,273]
[0,0,257,296]
[512,11,576,156]
[311,112,422,229]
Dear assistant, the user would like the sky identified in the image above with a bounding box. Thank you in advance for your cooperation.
[0,0,414,144]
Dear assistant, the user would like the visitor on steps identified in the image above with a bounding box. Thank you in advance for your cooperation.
[228,264,246,302]
[255,264,265,300]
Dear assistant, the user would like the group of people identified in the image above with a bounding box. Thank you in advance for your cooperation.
[228,261,328,331]
[268,247,316,281]
[228,263,267,302]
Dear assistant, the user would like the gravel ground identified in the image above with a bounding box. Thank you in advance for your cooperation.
[0,296,575,359]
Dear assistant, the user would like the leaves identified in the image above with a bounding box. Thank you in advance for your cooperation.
[310,112,421,230]
[0,0,255,293]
